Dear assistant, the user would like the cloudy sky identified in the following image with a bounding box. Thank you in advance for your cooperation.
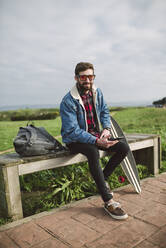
[1,0,166,109]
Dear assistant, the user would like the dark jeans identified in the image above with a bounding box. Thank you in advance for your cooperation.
[67,141,129,202]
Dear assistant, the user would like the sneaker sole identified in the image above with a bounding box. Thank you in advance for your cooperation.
[104,206,128,220]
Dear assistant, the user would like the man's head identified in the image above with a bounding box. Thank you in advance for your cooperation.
[74,62,95,93]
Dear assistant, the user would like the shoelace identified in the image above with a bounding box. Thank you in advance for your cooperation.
[107,201,121,208]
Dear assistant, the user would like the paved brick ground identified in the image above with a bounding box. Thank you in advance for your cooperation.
[0,173,166,248]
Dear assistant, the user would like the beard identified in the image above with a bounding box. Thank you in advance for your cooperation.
[77,81,93,92]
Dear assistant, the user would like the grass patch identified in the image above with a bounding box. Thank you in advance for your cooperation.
[113,107,166,160]
[0,217,12,226]
[0,117,62,151]
[160,160,166,173]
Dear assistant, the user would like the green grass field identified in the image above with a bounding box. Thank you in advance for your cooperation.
[114,107,166,160]
[0,107,166,157]
[0,117,62,151]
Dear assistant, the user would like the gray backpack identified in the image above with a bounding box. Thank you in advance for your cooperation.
[13,124,65,157]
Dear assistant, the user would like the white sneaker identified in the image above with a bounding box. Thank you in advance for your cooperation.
[104,202,128,220]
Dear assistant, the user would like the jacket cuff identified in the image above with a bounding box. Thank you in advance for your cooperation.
[105,127,111,132]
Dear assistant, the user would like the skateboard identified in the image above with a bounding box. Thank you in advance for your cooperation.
[110,116,141,193]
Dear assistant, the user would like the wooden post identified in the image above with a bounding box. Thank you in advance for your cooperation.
[132,136,161,175]
[0,164,23,220]
[151,136,161,174]
[145,137,160,175]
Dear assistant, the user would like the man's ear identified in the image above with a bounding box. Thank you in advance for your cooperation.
[74,75,78,81]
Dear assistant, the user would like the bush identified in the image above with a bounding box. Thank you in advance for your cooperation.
[10,110,59,121]
[0,108,60,121]
[110,107,126,112]
[20,163,97,217]
[0,111,13,121]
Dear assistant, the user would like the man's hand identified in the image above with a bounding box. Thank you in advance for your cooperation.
[100,129,111,139]
[96,136,118,148]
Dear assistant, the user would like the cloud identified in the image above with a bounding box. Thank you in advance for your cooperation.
[0,0,166,107]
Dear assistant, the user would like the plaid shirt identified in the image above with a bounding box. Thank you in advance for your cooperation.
[80,91,100,138]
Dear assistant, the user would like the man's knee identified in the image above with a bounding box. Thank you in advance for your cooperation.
[86,144,100,159]
[112,141,129,156]
[119,141,129,155]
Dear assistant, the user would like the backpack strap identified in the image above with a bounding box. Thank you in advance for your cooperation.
[25,125,37,145]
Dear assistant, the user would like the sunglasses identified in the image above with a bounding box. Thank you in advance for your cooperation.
[78,75,96,81]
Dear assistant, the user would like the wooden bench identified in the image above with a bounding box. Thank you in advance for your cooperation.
[0,133,161,221]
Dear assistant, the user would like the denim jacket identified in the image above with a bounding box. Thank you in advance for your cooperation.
[60,84,111,144]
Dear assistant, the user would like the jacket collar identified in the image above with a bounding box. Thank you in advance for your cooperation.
[70,84,98,130]
[70,84,97,100]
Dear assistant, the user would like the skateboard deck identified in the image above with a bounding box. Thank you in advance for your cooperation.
[110,116,141,193]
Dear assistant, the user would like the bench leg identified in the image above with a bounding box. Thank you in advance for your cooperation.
[152,137,161,174]
[145,137,161,175]
[0,165,23,220]
[133,137,161,175]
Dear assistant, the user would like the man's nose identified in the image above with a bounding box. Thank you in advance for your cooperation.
[85,77,90,82]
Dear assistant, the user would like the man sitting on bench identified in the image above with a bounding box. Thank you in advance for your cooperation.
[60,62,129,220]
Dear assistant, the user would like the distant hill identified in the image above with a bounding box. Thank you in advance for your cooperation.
[107,100,152,107]
[0,100,153,111]
[0,104,60,111]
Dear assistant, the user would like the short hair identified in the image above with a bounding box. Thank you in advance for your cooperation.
[75,62,94,75]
